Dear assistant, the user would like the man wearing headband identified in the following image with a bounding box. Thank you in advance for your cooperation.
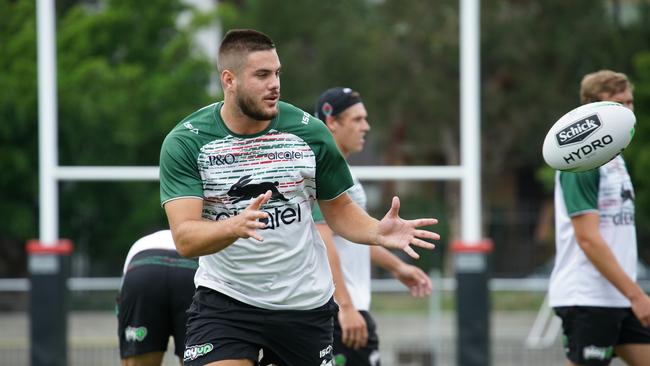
[313,87,433,366]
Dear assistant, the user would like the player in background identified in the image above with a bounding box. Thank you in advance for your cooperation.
[159,29,439,366]
[313,87,433,366]
[549,69,650,366]
[117,229,198,366]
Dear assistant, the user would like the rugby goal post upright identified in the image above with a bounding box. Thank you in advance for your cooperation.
[453,1,492,366]
[31,1,73,366]
[35,0,489,365]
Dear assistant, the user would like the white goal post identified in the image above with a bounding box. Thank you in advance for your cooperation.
[36,1,484,365]
[37,0,482,247]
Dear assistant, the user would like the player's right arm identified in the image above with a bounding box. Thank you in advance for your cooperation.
[160,128,270,258]
[571,213,650,326]
[164,193,270,258]
[316,223,368,349]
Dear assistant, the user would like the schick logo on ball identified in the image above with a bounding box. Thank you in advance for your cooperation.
[183,343,214,362]
[555,114,602,146]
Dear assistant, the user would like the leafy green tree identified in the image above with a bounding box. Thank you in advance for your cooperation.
[4,0,650,277]
[0,0,39,276]
[627,50,650,260]
[217,0,650,273]
[0,0,213,276]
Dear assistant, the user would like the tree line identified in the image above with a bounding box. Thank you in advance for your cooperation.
[2,0,650,277]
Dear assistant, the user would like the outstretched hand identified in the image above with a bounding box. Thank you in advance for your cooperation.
[376,196,439,259]
[230,190,271,242]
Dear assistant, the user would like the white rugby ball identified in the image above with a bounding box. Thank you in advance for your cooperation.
[542,101,636,172]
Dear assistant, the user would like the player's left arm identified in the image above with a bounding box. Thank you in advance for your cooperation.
[370,246,432,297]
[317,223,369,349]
[318,193,439,259]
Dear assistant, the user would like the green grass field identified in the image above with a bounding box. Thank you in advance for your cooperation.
[66,289,548,314]
[371,291,546,314]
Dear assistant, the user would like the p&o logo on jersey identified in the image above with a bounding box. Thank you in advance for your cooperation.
[208,153,238,166]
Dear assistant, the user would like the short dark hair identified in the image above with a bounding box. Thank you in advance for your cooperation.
[580,70,633,104]
[217,29,276,73]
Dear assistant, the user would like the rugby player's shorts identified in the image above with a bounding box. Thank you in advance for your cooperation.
[554,306,650,366]
[117,249,198,358]
[183,286,338,366]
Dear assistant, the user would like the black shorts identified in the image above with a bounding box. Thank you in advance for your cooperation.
[117,249,198,359]
[332,310,381,366]
[554,306,650,366]
[183,286,338,366]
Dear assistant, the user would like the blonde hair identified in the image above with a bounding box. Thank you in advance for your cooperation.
[580,70,633,104]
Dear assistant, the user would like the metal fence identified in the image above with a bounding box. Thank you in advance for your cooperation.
[1,277,641,366]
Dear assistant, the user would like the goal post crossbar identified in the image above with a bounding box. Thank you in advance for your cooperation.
[53,165,466,182]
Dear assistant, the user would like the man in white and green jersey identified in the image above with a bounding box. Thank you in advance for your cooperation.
[549,70,650,366]
[159,29,439,366]
[117,230,197,366]
[312,87,433,366]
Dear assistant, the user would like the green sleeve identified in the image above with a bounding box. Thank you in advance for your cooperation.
[312,202,325,223]
[159,133,204,205]
[559,169,600,215]
[273,103,353,200]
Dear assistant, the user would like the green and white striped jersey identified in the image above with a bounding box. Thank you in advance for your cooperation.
[159,101,353,310]
[549,156,637,307]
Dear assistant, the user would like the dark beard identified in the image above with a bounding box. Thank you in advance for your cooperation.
[237,93,278,121]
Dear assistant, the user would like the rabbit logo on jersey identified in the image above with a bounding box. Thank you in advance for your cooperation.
[215,175,302,230]
[227,175,289,204]
[184,343,214,362]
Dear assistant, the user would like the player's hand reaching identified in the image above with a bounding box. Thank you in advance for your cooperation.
[376,196,439,259]
[393,263,433,298]
[229,191,272,242]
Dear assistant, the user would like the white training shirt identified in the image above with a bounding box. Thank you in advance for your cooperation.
[549,156,637,307]
[122,230,177,275]
[313,171,371,311]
